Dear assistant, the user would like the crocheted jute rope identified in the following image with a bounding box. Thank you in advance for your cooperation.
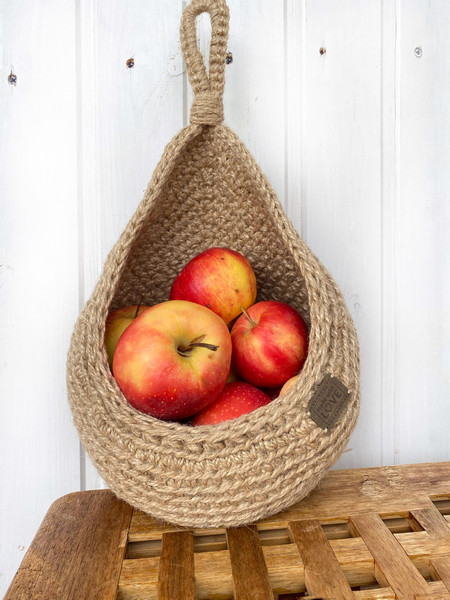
[67,0,360,528]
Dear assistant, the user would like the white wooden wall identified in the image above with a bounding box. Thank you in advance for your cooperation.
[1,0,449,593]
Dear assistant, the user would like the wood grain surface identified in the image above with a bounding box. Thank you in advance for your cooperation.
[410,506,450,539]
[431,558,450,590]
[288,519,354,599]
[4,491,132,600]
[158,531,194,600]
[226,525,274,600]
[349,512,430,599]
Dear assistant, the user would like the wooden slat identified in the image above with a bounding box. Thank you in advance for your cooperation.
[115,581,450,600]
[117,556,159,600]
[157,531,194,600]
[411,506,450,539]
[431,558,450,590]
[119,528,450,599]
[4,490,132,600]
[350,513,429,600]
[126,517,435,559]
[435,499,450,515]
[414,596,450,600]
[288,519,354,599]
[226,525,274,600]
[409,505,450,587]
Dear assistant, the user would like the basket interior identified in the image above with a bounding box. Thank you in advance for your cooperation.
[110,126,311,327]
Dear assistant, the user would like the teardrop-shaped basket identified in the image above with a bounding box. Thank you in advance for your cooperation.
[67,0,360,528]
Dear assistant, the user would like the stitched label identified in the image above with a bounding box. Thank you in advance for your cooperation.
[308,374,350,430]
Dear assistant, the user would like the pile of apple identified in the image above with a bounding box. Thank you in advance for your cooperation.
[105,248,309,426]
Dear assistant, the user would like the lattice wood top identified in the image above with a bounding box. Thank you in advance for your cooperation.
[5,462,450,599]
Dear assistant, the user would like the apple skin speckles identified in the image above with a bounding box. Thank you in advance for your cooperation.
[189,382,272,426]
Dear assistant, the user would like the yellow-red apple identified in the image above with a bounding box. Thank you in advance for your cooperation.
[105,304,149,367]
[112,300,232,420]
[190,381,272,426]
[231,301,308,388]
[169,247,257,324]
[278,374,300,397]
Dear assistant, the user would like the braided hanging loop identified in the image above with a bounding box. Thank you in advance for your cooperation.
[180,0,229,125]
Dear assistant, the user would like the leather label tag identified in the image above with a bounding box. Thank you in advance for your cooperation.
[308,374,350,430]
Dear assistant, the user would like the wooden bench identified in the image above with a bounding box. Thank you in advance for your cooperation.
[5,462,450,599]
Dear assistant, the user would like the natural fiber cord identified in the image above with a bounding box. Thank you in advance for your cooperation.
[66,0,360,528]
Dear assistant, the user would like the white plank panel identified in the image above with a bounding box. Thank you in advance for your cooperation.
[381,0,399,466]
[226,0,285,203]
[285,0,306,235]
[0,1,80,596]
[301,0,384,468]
[78,0,184,489]
[395,0,450,464]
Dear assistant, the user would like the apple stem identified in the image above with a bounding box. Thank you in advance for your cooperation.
[134,295,145,319]
[189,342,219,351]
[177,340,219,357]
[241,306,257,327]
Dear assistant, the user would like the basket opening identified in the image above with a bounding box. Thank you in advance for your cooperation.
[110,126,311,329]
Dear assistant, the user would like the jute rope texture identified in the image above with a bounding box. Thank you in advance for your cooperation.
[66,0,360,528]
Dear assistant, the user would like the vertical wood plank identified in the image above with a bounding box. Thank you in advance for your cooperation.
[77,0,184,489]
[350,512,429,599]
[158,531,195,600]
[431,558,450,591]
[223,0,286,204]
[394,0,450,466]
[412,503,450,589]
[226,525,274,600]
[288,519,355,599]
[4,491,132,600]
[285,0,306,236]
[0,1,81,596]
[381,0,399,467]
[301,0,383,469]
[410,506,450,539]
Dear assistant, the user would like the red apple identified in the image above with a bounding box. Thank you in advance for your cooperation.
[230,300,308,388]
[190,382,272,426]
[169,247,257,324]
[105,304,149,367]
[113,300,232,420]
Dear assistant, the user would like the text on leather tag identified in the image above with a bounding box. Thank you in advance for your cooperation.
[307,374,350,430]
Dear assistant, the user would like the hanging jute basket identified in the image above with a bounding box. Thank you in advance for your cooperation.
[67,0,360,528]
